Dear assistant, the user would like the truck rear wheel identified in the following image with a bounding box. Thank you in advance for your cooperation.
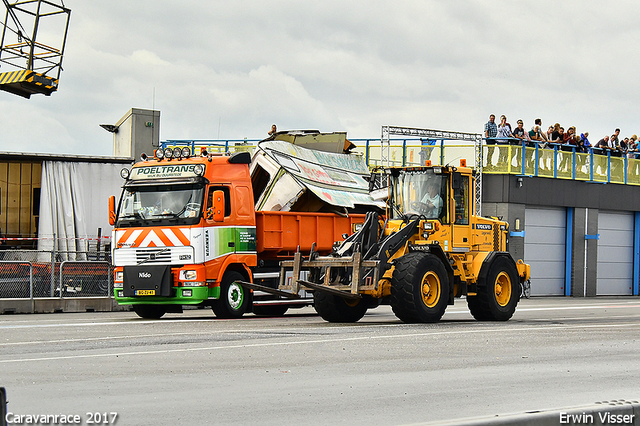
[212,271,249,319]
[390,252,449,323]
[313,291,368,323]
[467,256,519,321]
[133,304,167,319]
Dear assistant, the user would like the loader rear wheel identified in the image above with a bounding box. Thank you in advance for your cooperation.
[390,252,449,323]
[467,256,519,321]
[313,292,368,323]
[133,304,167,319]
[212,272,249,319]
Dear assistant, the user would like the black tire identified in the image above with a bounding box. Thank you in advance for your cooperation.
[313,291,368,323]
[212,271,249,319]
[390,252,449,323]
[133,304,167,319]
[252,304,289,317]
[467,256,519,321]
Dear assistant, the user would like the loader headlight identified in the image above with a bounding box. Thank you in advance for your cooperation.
[423,222,434,231]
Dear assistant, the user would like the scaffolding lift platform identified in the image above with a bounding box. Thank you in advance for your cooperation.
[0,0,70,98]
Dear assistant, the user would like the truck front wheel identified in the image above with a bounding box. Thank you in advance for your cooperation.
[313,292,368,323]
[212,272,249,319]
[133,304,167,319]
[467,256,519,321]
[390,252,449,323]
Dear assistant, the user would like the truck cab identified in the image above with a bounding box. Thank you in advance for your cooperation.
[111,149,258,319]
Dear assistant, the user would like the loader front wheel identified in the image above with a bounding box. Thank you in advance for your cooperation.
[390,252,449,323]
[313,292,368,323]
[467,256,519,321]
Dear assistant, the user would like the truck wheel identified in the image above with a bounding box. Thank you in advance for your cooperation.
[313,292,368,323]
[390,252,449,323]
[467,256,519,321]
[252,305,289,317]
[212,272,249,319]
[133,304,167,319]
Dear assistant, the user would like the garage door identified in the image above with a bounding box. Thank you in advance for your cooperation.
[597,211,634,295]
[524,207,566,296]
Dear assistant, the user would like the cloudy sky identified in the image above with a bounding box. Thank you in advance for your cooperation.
[1,1,639,156]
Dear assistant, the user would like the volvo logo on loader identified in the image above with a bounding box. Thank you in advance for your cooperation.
[139,272,152,279]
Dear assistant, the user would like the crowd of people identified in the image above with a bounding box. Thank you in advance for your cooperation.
[483,114,640,159]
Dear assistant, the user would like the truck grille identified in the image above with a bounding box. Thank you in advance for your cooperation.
[136,248,172,264]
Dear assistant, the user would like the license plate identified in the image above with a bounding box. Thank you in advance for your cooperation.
[135,289,155,296]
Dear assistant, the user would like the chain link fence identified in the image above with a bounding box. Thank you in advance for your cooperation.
[0,250,112,299]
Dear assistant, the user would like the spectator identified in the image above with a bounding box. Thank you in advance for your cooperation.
[484,114,498,168]
[563,126,576,143]
[512,119,530,169]
[628,135,639,159]
[580,132,591,151]
[546,125,555,142]
[513,119,530,142]
[596,135,611,149]
[496,115,513,166]
[559,128,577,171]
[551,126,565,143]
[620,137,629,155]
[594,135,611,175]
[529,118,548,144]
[268,124,277,136]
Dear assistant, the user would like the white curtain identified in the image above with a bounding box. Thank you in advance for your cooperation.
[38,161,129,257]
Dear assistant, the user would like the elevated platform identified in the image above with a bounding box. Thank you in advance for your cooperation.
[0,70,58,98]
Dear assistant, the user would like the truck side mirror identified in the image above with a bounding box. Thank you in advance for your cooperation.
[209,190,225,222]
[108,196,116,226]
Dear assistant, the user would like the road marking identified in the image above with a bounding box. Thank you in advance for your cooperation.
[0,322,637,364]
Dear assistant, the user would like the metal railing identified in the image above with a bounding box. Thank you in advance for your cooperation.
[0,250,112,299]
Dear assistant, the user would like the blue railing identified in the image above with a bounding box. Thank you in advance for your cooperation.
[160,137,640,186]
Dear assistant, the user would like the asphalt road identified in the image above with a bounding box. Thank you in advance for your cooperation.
[1,297,639,426]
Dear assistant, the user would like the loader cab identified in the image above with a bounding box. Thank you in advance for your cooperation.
[390,168,449,222]
[388,167,474,250]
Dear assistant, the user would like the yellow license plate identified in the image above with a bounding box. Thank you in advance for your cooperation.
[135,289,155,296]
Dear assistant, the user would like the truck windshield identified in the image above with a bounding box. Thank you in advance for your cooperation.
[391,170,447,221]
[117,183,205,226]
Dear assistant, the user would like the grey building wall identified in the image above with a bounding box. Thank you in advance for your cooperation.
[481,174,638,297]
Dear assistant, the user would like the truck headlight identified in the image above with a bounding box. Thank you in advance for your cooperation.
[179,270,197,280]
[114,282,123,289]
[115,271,123,282]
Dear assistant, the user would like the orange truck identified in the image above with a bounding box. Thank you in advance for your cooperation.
[109,134,376,319]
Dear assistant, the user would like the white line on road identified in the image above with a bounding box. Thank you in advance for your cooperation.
[0,322,637,364]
